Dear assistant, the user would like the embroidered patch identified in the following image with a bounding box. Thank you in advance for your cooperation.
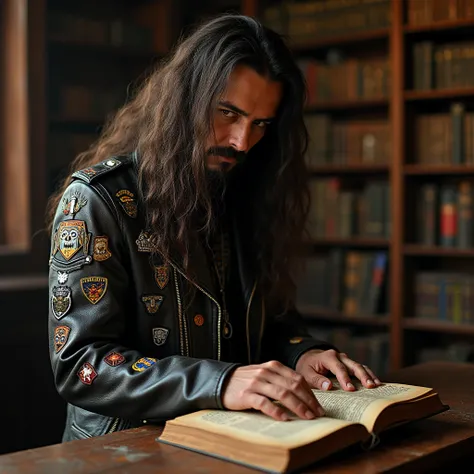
[93,236,112,261]
[104,351,125,367]
[152,327,169,346]
[51,286,72,319]
[57,271,68,285]
[54,326,71,353]
[52,220,91,262]
[77,362,97,385]
[154,265,169,289]
[136,230,156,253]
[116,189,137,218]
[193,314,204,326]
[62,191,87,218]
[141,295,163,314]
[80,276,108,304]
[132,357,157,372]
[82,167,97,178]
[289,337,303,344]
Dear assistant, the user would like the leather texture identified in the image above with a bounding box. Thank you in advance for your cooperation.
[48,154,334,442]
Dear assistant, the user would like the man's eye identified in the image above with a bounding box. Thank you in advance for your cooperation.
[254,121,268,129]
[221,109,236,118]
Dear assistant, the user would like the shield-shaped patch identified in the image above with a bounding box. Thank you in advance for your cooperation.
[80,276,108,304]
[54,326,71,353]
[136,230,156,253]
[141,295,163,314]
[53,220,90,261]
[152,327,169,346]
[131,357,157,372]
[51,286,72,319]
[77,362,97,385]
[116,189,138,218]
[154,265,169,289]
[93,236,112,262]
[104,351,125,367]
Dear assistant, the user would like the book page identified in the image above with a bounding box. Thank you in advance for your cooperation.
[313,381,433,430]
[169,409,358,449]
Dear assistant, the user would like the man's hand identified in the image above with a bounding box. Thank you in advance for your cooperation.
[295,349,381,391]
[221,360,325,421]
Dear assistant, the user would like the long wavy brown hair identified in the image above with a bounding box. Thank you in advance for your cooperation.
[46,14,310,309]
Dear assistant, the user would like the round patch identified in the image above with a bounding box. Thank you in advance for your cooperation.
[194,314,205,326]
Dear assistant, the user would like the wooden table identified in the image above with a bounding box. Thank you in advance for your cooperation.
[1,361,474,473]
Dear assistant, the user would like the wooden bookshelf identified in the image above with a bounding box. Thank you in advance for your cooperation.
[305,98,389,112]
[298,306,391,328]
[291,27,389,52]
[404,245,474,257]
[251,0,474,371]
[403,318,474,336]
[310,238,390,248]
[404,18,474,34]
[405,88,474,101]
[310,164,389,174]
[404,165,474,175]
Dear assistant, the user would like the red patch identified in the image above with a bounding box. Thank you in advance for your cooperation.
[77,362,98,385]
[104,351,125,367]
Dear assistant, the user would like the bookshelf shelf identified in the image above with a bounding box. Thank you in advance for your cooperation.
[291,28,389,52]
[404,165,474,175]
[305,98,389,112]
[404,18,474,34]
[310,164,390,175]
[48,38,160,60]
[404,245,474,257]
[404,88,474,101]
[310,238,390,248]
[299,306,390,327]
[403,318,474,336]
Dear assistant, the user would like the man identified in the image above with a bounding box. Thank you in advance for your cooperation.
[46,14,380,441]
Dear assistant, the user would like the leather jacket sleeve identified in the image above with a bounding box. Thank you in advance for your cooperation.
[48,179,237,423]
[260,304,337,369]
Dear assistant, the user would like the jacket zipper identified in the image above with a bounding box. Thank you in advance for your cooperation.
[169,263,223,360]
[173,268,188,356]
[246,281,257,364]
[107,417,120,434]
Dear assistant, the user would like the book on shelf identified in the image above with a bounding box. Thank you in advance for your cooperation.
[158,380,448,473]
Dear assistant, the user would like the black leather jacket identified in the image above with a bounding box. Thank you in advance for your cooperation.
[48,154,334,442]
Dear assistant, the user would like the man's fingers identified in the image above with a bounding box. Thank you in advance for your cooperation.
[249,394,289,421]
[307,373,333,391]
[324,358,354,391]
[250,379,324,420]
[339,354,380,388]
[262,361,323,416]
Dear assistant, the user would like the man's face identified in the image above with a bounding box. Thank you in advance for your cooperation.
[206,64,282,173]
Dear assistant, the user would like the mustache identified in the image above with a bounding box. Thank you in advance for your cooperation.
[207,147,246,162]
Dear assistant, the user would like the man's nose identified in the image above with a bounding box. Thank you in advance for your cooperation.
[229,123,251,153]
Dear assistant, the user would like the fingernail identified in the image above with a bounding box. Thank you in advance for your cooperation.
[347,382,355,389]
[322,381,330,390]
[367,379,375,387]
[374,378,381,385]
[305,410,315,419]
[317,407,325,417]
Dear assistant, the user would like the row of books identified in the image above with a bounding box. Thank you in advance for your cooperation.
[308,179,391,239]
[48,12,154,51]
[306,326,390,377]
[415,104,474,165]
[263,0,390,44]
[415,272,474,324]
[304,115,391,166]
[417,342,474,364]
[407,0,474,25]
[413,41,474,91]
[51,85,126,122]
[299,56,390,103]
[417,181,474,248]
[296,249,388,316]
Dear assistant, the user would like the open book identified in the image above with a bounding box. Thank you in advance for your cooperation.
[158,381,448,473]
